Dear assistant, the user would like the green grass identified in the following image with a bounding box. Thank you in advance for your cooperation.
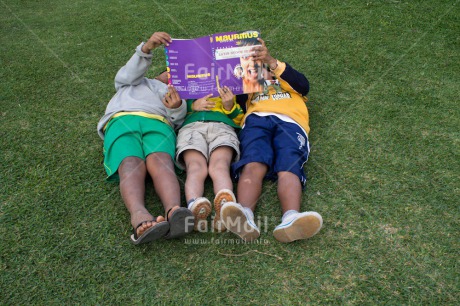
[1,0,458,304]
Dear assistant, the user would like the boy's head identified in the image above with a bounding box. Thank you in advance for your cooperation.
[154,70,169,84]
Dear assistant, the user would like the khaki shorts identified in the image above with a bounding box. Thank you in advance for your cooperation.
[176,121,240,170]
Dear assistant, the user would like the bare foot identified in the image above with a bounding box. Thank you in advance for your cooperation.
[132,210,165,237]
[167,206,181,220]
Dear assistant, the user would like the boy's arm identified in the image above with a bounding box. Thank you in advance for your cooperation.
[250,37,309,96]
[165,100,187,130]
[162,84,187,130]
[222,99,244,126]
[219,87,244,126]
[114,43,152,90]
[272,61,309,96]
[188,94,215,112]
[115,32,172,90]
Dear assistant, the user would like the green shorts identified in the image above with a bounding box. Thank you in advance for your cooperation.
[103,115,176,182]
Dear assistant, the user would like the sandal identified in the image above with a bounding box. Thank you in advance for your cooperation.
[164,206,194,239]
[130,217,170,245]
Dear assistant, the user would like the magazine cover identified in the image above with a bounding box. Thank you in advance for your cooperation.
[165,30,263,99]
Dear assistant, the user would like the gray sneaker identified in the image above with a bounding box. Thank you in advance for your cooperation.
[220,202,260,242]
[273,211,323,243]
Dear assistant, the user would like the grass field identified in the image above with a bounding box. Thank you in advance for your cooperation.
[1,0,458,304]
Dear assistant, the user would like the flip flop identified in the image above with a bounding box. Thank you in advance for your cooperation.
[130,217,170,245]
[164,207,195,239]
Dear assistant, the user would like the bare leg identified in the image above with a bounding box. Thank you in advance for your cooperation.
[273,171,322,243]
[146,152,181,218]
[183,150,208,201]
[277,171,302,213]
[208,146,234,194]
[237,162,268,211]
[119,157,159,236]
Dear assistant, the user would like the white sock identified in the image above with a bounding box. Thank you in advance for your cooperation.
[282,210,298,222]
[187,198,196,210]
[243,207,254,220]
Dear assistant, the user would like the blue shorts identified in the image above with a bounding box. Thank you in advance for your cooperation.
[231,114,310,186]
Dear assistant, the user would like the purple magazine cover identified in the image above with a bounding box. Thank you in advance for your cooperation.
[165,30,262,99]
[211,30,262,96]
[165,36,213,99]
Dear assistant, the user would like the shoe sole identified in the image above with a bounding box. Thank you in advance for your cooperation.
[273,213,322,243]
[221,204,260,242]
[165,208,195,239]
[190,199,212,231]
[130,222,170,245]
[213,190,236,232]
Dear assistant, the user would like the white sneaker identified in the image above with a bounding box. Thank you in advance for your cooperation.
[273,211,323,243]
[188,197,212,231]
[213,189,236,232]
[220,202,260,242]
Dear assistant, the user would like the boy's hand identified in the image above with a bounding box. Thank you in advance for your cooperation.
[142,32,172,54]
[192,94,215,111]
[251,38,277,69]
[218,86,235,111]
[162,85,182,109]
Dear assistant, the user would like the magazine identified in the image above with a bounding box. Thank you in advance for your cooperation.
[164,30,264,99]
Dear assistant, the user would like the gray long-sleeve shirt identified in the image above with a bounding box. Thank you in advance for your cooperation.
[97,43,186,139]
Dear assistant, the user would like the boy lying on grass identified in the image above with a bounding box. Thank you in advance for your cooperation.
[175,86,244,232]
[221,38,323,243]
[97,32,194,245]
